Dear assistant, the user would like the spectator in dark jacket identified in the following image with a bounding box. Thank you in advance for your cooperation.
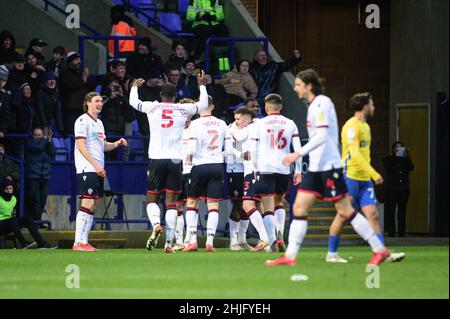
[126,37,163,79]
[0,143,20,187]
[163,41,187,75]
[0,178,57,249]
[205,74,229,122]
[5,54,27,93]
[24,127,56,221]
[249,49,302,113]
[177,58,199,100]
[45,46,66,77]
[36,72,65,137]
[24,38,48,65]
[100,60,133,98]
[0,65,11,141]
[101,79,135,160]
[381,141,414,237]
[58,51,88,135]
[0,30,17,66]
[7,83,36,159]
[25,52,46,96]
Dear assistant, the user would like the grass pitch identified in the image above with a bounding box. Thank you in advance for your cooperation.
[0,246,448,299]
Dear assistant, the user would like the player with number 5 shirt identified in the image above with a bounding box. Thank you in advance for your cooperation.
[129,72,209,253]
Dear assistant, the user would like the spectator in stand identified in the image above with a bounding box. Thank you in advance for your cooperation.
[382,142,415,238]
[126,37,163,79]
[249,49,302,113]
[109,5,137,62]
[0,65,11,142]
[25,38,48,65]
[45,46,66,77]
[177,58,199,100]
[0,144,21,210]
[0,30,18,66]
[58,51,88,135]
[186,0,228,60]
[205,74,229,122]
[25,52,46,96]
[217,59,257,107]
[0,143,20,188]
[101,78,135,160]
[8,83,36,159]
[5,54,27,92]
[36,71,65,137]
[101,60,132,98]
[24,127,56,222]
[0,178,57,249]
[163,41,187,75]
[136,68,164,153]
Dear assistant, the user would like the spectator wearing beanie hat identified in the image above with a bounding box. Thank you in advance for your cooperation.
[126,37,163,79]
[58,51,88,135]
[5,54,27,93]
[35,71,65,136]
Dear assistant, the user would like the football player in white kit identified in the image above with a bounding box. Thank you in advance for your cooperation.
[266,69,390,266]
[129,72,208,253]
[225,106,271,252]
[250,94,303,252]
[183,96,228,252]
[72,92,127,251]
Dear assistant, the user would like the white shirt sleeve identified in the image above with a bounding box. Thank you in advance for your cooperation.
[187,120,198,156]
[129,86,158,113]
[291,122,303,173]
[74,117,87,139]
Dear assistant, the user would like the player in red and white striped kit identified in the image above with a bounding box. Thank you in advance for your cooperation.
[183,96,228,252]
[129,72,208,253]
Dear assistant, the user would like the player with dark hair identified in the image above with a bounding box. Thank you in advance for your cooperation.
[266,69,390,266]
[129,72,208,253]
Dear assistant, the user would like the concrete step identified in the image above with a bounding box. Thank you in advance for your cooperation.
[307,225,355,235]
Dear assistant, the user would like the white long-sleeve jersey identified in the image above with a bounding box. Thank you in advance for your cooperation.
[129,85,208,160]
[225,122,246,173]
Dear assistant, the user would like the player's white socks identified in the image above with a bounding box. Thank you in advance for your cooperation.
[206,210,219,246]
[285,218,308,260]
[75,207,93,245]
[238,219,250,244]
[228,218,240,246]
[185,208,198,244]
[263,212,276,244]
[164,206,178,248]
[247,209,269,242]
[274,205,286,237]
[175,212,184,245]
[350,212,385,252]
[146,203,161,227]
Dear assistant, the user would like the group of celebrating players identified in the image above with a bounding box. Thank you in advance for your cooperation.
[70,68,404,266]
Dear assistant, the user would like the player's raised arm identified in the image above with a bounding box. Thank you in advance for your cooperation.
[129,78,157,113]
[195,70,209,113]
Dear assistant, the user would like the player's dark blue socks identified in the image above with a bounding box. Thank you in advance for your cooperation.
[376,233,385,245]
[328,235,340,253]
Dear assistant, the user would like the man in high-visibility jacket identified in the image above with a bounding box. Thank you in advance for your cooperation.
[108,5,137,61]
[186,0,228,59]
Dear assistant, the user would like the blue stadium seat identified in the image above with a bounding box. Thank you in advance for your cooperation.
[178,0,189,14]
[158,12,194,37]
[53,137,69,161]
[130,120,146,161]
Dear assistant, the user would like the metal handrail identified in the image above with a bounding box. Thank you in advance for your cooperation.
[204,37,270,75]
[78,35,143,67]
[42,0,101,36]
